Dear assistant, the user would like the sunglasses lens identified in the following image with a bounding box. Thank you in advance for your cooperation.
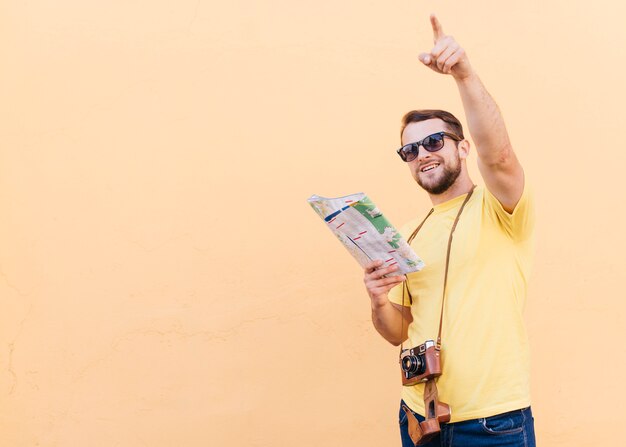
[398,133,450,162]
[423,134,445,152]
[399,144,418,162]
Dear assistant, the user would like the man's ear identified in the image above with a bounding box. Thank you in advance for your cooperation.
[458,139,470,160]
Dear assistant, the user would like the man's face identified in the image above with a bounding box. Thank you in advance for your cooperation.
[401,119,465,195]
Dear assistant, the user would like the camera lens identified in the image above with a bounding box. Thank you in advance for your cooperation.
[401,354,424,375]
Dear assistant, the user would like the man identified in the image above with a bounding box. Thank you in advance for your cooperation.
[362,15,536,446]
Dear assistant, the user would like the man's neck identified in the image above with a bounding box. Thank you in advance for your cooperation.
[428,175,475,206]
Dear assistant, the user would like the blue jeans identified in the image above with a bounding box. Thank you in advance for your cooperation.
[399,400,536,447]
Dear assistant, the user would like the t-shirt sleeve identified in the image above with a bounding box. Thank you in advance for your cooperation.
[483,179,535,242]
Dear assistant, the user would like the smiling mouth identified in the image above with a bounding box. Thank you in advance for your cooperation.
[420,163,440,173]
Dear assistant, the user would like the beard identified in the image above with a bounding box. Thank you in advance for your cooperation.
[416,152,462,195]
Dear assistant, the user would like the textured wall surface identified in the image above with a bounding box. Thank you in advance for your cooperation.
[1,1,625,445]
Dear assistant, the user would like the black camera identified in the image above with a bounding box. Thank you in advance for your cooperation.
[400,340,442,386]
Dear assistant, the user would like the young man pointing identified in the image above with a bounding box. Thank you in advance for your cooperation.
[363,15,536,446]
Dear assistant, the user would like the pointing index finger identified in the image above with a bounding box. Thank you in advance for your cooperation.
[430,14,445,41]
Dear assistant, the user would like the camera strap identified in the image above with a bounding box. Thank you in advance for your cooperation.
[400,185,476,352]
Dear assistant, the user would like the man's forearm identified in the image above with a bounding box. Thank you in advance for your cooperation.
[371,300,409,346]
[455,73,513,165]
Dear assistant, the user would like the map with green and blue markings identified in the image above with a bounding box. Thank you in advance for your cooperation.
[308,192,425,275]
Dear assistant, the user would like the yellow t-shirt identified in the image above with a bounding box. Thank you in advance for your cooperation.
[388,183,535,422]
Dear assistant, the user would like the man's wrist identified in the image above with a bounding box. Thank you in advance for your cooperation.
[453,69,478,84]
[371,296,392,311]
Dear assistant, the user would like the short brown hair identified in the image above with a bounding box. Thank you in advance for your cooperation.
[400,109,464,142]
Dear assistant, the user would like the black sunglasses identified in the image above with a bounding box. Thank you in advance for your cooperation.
[396,132,463,163]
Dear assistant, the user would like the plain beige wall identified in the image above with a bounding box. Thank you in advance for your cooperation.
[1,1,625,445]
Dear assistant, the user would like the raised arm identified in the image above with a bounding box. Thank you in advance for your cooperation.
[418,14,524,213]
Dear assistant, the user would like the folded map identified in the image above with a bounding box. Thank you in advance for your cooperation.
[307,193,425,275]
